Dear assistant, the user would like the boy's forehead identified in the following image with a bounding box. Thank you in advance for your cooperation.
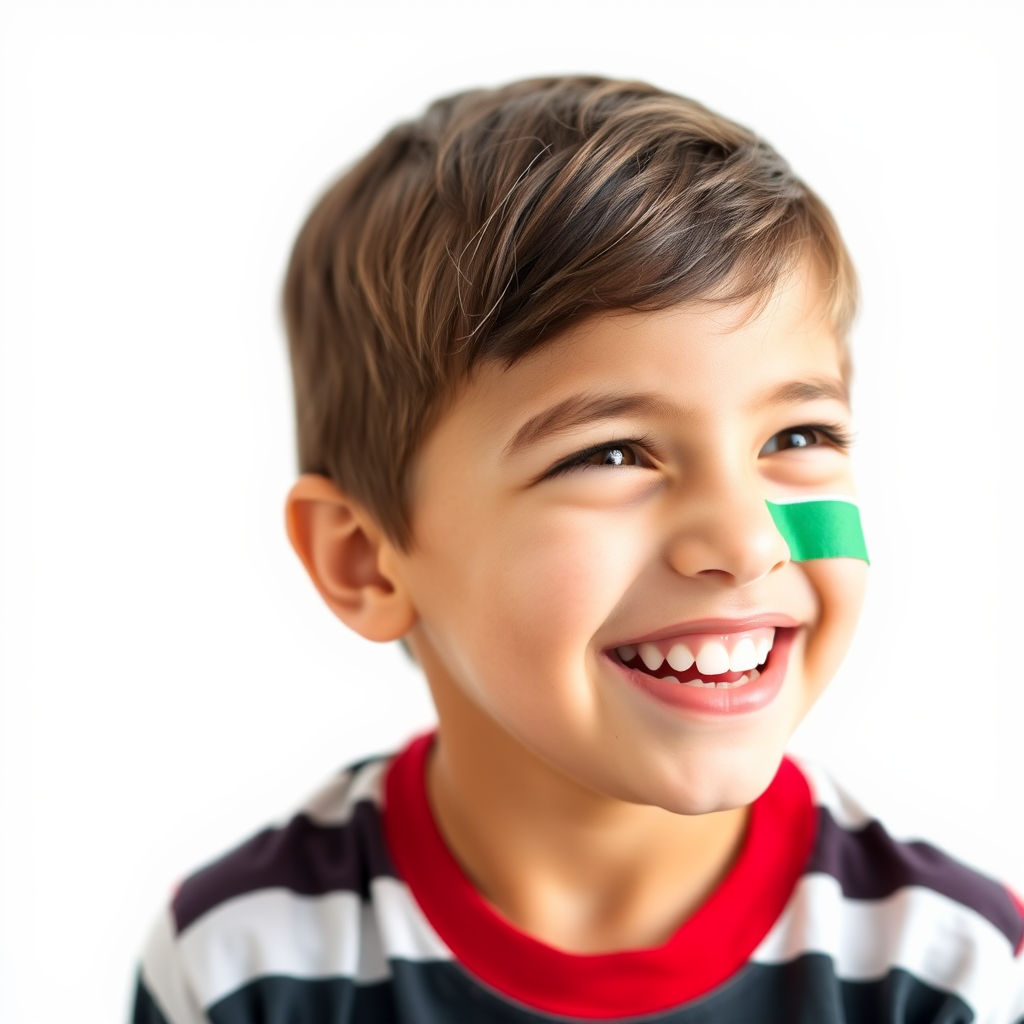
[454,278,847,449]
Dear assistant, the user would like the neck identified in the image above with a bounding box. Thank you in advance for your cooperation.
[418,640,749,954]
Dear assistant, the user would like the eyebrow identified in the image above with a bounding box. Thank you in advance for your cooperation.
[754,377,850,409]
[503,391,677,456]
[503,377,849,457]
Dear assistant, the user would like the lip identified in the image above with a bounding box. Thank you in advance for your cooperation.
[614,614,800,649]
[609,626,797,716]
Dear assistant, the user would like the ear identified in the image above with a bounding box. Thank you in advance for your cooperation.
[285,474,417,642]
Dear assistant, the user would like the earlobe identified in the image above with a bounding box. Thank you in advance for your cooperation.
[285,474,417,642]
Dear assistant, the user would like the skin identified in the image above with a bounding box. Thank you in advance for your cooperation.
[286,262,868,954]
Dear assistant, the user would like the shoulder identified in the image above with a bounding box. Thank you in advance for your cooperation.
[757,758,1024,1022]
[172,754,394,933]
[134,755,403,1024]
[801,760,1024,946]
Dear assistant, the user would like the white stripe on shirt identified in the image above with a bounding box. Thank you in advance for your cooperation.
[753,872,1020,1012]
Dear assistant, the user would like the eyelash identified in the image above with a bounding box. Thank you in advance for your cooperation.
[545,437,655,478]
[787,423,854,450]
[544,423,852,479]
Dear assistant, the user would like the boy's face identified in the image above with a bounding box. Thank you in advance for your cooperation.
[396,265,866,814]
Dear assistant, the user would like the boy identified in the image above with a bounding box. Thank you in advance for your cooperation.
[132,77,1024,1022]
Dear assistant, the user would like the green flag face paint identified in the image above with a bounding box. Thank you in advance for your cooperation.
[766,496,869,564]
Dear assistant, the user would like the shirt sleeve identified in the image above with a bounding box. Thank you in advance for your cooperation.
[130,907,208,1024]
[1000,957,1024,1024]
[989,895,1024,1024]
[994,970,1024,1024]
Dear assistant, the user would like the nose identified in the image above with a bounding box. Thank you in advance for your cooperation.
[666,479,790,587]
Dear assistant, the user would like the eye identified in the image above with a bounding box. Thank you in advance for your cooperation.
[584,445,639,467]
[759,425,851,456]
[546,440,648,477]
[760,428,819,454]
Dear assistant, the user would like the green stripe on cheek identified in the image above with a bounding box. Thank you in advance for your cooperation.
[766,498,869,564]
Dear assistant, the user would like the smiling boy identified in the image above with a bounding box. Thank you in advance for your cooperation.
[133,77,1024,1023]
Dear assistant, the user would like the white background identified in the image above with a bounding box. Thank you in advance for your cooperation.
[1,1,1021,1021]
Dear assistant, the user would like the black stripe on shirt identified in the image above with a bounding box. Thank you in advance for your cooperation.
[809,806,1024,948]
[173,799,395,934]
[199,956,971,1024]
[207,975,397,1024]
[131,975,172,1024]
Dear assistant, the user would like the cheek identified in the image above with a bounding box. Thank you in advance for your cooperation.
[418,505,643,705]
[797,558,868,689]
[498,511,638,659]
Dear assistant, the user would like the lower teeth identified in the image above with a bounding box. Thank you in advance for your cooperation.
[679,668,760,689]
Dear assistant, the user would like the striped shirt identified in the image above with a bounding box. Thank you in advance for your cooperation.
[133,734,1024,1023]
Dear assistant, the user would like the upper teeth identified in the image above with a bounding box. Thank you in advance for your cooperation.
[638,642,663,671]
[666,643,694,671]
[695,641,729,675]
[618,628,776,674]
[729,638,758,672]
[755,637,771,665]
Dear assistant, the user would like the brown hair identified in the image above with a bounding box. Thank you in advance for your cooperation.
[284,76,857,547]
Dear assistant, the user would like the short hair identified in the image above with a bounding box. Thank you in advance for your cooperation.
[283,76,857,547]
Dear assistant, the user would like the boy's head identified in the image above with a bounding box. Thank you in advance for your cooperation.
[284,76,866,814]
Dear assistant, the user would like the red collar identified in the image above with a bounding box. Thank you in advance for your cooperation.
[383,734,815,1018]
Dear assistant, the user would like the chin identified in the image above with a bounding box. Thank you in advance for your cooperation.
[647,745,788,816]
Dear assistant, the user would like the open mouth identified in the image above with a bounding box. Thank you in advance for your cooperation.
[612,626,779,690]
